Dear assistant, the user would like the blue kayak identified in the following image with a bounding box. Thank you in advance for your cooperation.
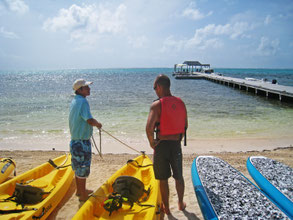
[191,156,289,219]
[247,156,293,219]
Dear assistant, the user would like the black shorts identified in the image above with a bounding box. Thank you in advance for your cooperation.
[153,140,183,180]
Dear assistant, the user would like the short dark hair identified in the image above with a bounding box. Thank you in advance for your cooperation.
[155,74,170,89]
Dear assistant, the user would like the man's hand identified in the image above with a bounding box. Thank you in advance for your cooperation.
[151,139,160,149]
[87,118,102,129]
[96,122,102,129]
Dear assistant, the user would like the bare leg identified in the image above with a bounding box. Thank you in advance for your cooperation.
[160,180,171,215]
[75,176,90,201]
[175,178,186,211]
[75,176,86,196]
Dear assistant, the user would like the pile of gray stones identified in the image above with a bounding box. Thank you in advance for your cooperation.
[250,157,293,202]
[196,156,289,219]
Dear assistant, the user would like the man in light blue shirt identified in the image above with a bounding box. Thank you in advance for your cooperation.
[69,95,93,140]
[69,79,102,202]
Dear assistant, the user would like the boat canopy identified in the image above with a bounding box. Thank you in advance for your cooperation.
[183,61,202,66]
[174,60,213,74]
[183,61,210,68]
[175,64,187,67]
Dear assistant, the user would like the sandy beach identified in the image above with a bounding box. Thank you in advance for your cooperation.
[1,144,292,220]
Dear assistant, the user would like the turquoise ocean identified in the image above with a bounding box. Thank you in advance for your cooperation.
[1,68,293,152]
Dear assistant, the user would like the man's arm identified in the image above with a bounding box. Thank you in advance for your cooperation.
[87,118,102,129]
[146,101,160,149]
[183,102,188,146]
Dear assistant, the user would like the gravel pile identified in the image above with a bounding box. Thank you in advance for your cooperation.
[196,156,288,219]
[250,156,293,202]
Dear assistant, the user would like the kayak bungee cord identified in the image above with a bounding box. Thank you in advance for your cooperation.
[97,128,142,154]
[48,153,70,169]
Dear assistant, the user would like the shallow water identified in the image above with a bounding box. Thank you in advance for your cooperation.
[0,68,293,151]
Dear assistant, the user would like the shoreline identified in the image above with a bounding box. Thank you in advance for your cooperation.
[1,145,293,155]
[1,135,292,154]
[1,147,292,219]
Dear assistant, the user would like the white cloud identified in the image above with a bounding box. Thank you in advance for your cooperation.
[160,35,185,52]
[186,35,222,50]
[186,24,215,48]
[43,4,91,32]
[264,15,272,25]
[161,20,255,52]
[43,4,127,45]
[2,0,29,14]
[0,26,19,39]
[257,37,279,56]
[182,7,213,20]
[211,22,253,39]
[229,22,252,39]
[188,37,222,50]
[187,22,252,47]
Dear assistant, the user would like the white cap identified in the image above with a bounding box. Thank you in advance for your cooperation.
[73,79,93,91]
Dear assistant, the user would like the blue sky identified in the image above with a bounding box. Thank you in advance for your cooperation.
[0,0,293,69]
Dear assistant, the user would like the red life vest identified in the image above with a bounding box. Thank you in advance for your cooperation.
[159,96,186,136]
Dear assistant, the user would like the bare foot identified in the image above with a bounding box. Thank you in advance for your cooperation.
[78,190,94,202]
[161,204,171,215]
[178,202,186,211]
[86,189,94,195]
[79,195,88,202]
[76,189,93,197]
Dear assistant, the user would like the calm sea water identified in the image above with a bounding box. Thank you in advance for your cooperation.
[0,68,293,151]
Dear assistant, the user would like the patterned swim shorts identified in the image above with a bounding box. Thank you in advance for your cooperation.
[70,140,92,178]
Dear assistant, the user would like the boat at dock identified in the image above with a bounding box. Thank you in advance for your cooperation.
[173,61,214,79]
[174,69,293,103]
[172,61,293,102]
[244,77,278,84]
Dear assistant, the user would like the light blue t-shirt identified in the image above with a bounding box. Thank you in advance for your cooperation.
[69,95,93,140]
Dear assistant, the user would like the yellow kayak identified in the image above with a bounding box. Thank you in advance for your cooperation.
[0,154,74,219]
[73,154,162,219]
[0,158,16,184]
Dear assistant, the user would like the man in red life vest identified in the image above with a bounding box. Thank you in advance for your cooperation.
[146,74,188,215]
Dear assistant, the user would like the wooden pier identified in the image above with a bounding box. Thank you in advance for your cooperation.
[175,73,293,103]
